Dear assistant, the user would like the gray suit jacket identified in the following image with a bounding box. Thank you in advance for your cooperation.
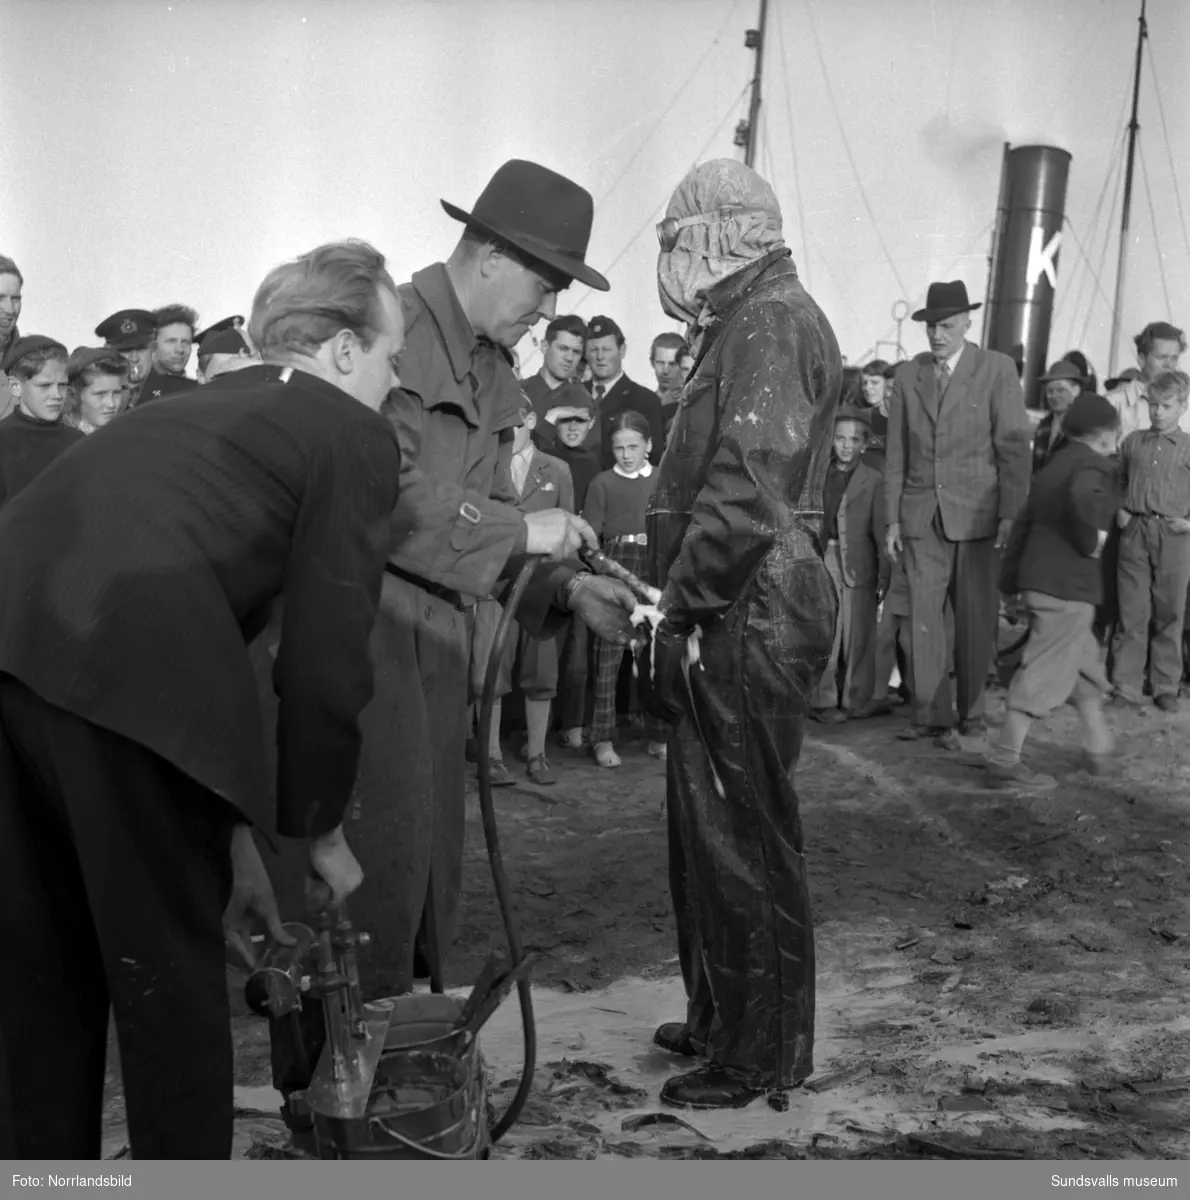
[884,342,1030,541]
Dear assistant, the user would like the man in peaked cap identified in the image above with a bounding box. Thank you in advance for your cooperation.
[251,160,639,997]
[584,314,665,469]
[95,308,157,411]
[197,324,260,385]
[884,280,1031,749]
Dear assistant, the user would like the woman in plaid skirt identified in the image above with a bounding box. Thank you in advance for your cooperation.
[582,411,668,767]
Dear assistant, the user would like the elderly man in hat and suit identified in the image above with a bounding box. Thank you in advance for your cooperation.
[884,280,1031,748]
[643,159,840,1110]
[253,161,638,997]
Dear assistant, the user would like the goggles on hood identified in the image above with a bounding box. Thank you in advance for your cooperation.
[655,206,769,253]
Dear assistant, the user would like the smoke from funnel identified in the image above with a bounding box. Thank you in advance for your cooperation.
[918,113,1007,173]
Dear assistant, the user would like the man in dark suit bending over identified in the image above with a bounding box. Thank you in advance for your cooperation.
[0,240,407,1160]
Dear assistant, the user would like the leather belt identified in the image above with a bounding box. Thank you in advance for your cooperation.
[383,562,463,608]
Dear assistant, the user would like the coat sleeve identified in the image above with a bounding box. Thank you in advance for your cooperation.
[582,474,607,536]
[385,387,527,599]
[658,300,827,630]
[872,474,889,590]
[883,374,905,527]
[273,422,402,839]
[1068,465,1117,556]
[557,460,575,514]
[990,357,1032,522]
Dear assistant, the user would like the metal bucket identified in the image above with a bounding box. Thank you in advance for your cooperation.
[311,993,491,1160]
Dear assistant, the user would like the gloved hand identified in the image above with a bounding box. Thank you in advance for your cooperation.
[637,619,689,723]
[567,574,638,645]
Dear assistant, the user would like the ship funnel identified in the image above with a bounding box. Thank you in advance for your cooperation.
[982,144,1072,409]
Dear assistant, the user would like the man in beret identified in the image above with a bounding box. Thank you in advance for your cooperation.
[253,161,638,995]
[884,280,1031,749]
[585,314,666,469]
[95,309,158,411]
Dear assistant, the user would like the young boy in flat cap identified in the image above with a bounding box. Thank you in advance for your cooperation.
[0,336,83,508]
[812,406,886,722]
[542,387,603,749]
[1111,370,1190,712]
[988,393,1122,788]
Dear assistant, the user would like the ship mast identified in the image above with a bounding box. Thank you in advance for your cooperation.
[735,0,769,168]
[1108,0,1148,378]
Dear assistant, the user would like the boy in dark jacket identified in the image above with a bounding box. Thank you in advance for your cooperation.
[987,393,1122,789]
[539,385,602,749]
[812,407,887,721]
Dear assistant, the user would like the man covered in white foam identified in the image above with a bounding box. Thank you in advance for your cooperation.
[637,158,842,1113]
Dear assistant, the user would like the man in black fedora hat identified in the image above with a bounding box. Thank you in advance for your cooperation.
[884,280,1030,749]
[251,159,639,996]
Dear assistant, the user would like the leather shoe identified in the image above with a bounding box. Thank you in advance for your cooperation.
[958,717,986,736]
[660,1065,764,1110]
[653,1022,699,1057]
[810,707,848,724]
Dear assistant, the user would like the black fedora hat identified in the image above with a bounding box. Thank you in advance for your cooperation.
[441,160,610,292]
[911,280,982,323]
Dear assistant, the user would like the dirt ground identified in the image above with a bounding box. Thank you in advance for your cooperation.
[101,687,1190,1161]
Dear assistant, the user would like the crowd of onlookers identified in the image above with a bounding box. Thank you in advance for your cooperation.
[3,243,1188,791]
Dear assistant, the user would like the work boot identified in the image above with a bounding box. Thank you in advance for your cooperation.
[647,740,668,761]
[660,1065,765,1110]
[958,717,986,737]
[1155,693,1179,714]
[653,1022,699,1057]
[526,755,555,786]
[984,760,1057,791]
[897,724,946,741]
[850,699,892,720]
[810,706,847,724]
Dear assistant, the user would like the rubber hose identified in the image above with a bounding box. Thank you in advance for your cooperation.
[476,558,539,1143]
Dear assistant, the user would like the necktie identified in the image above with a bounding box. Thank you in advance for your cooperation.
[511,449,530,496]
[936,359,950,393]
[594,384,605,402]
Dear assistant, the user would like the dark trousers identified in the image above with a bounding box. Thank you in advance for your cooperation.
[556,616,589,730]
[1112,515,1190,700]
[0,675,237,1159]
[903,513,1000,728]
[666,558,834,1088]
[252,571,469,997]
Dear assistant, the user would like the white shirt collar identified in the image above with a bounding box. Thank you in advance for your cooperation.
[938,342,965,372]
[593,371,623,396]
[613,461,653,480]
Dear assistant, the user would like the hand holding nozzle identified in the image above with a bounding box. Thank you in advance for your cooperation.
[577,545,663,606]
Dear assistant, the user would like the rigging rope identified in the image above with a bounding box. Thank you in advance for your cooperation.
[518,80,753,373]
[1144,39,1190,272]
[1138,140,1173,318]
[592,0,744,211]
[772,0,812,292]
[802,0,911,301]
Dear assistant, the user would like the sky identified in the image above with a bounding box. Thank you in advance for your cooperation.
[2,0,1186,386]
